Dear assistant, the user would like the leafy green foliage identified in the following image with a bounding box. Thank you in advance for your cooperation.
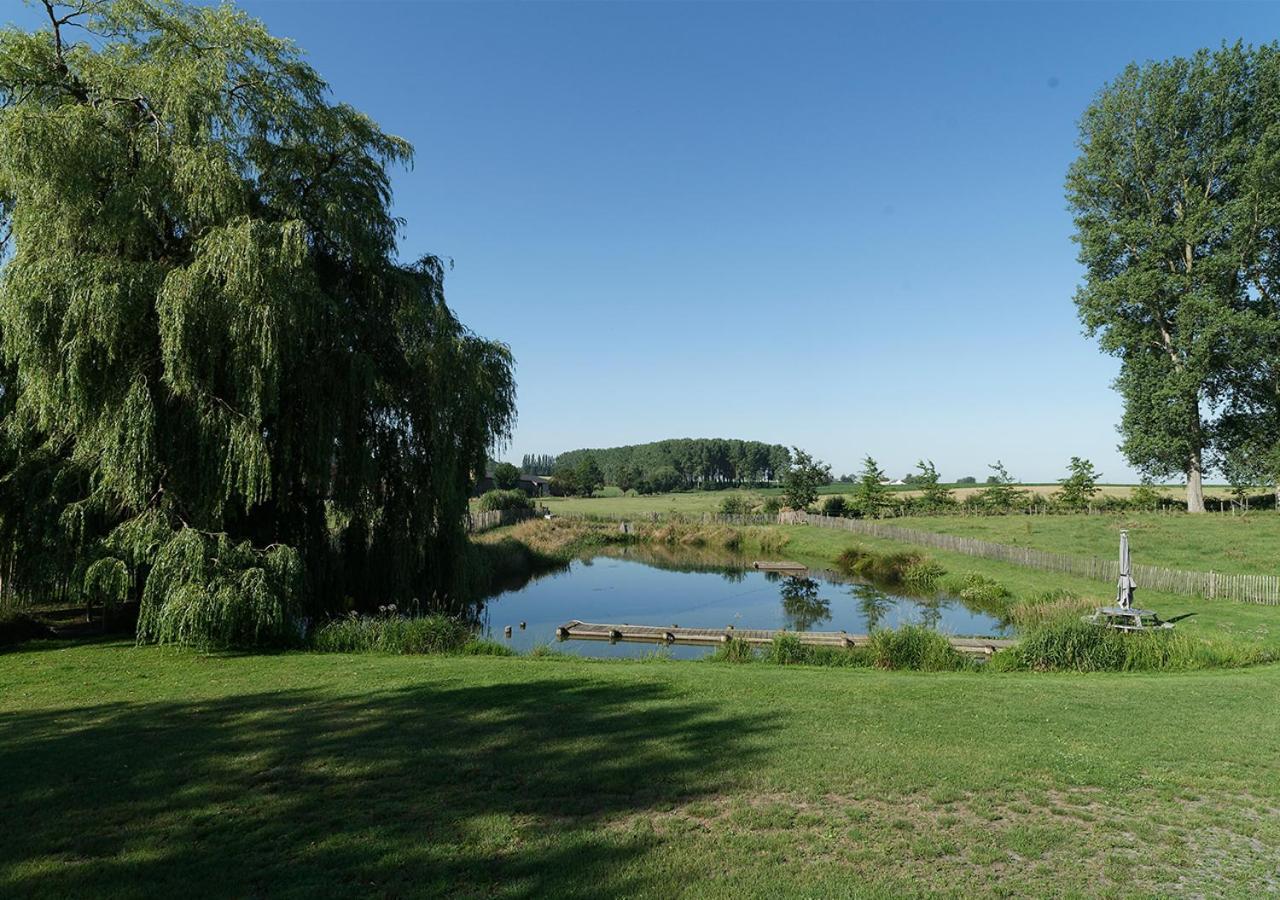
[781,447,830,511]
[477,490,533,513]
[938,572,1013,613]
[1056,457,1101,508]
[137,530,303,648]
[976,461,1024,511]
[819,495,848,517]
[574,455,604,496]
[852,455,889,517]
[0,2,515,641]
[915,459,953,510]
[492,463,521,490]
[556,439,791,491]
[1066,43,1280,511]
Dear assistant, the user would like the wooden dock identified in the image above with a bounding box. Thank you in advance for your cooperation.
[751,560,808,574]
[555,620,1016,656]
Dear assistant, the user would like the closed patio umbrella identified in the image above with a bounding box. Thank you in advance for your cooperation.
[1116,529,1136,609]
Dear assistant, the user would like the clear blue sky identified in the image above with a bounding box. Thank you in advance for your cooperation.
[12,2,1280,481]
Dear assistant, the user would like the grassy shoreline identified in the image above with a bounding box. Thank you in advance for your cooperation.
[3,642,1279,897]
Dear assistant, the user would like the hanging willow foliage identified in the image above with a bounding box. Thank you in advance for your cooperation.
[0,1,515,645]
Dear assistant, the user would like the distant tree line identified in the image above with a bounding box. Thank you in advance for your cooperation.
[554,439,793,494]
[520,454,557,476]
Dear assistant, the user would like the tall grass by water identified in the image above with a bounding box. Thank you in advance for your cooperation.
[997,619,1275,672]
[309,613,512,656]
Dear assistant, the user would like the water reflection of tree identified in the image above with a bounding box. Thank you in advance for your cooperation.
[780,577,831,631]
[852,584,894,632]
[914,597,943,631]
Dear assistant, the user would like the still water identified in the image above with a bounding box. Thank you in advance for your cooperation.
[479,548,1009,659]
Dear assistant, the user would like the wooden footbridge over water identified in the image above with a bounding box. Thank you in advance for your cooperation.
[555,620,1016,657]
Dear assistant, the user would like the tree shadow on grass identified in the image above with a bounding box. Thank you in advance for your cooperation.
[0,674,778,898]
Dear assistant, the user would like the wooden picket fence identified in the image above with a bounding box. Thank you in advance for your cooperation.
[466,506,547,533]
[783,512,1280,605]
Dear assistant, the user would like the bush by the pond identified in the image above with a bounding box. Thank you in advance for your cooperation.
[836,545,931,586]
[310,613,473,655]
[901,560,946,593]
[938,572,1013,612]
[1006,619,1274,672]
[868,624,974,671]
[477,489,533,513]
[719,494,754,515]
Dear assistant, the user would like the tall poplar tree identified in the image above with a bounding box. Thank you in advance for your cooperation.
[1067,44,1280,512]
[0,1,515,644]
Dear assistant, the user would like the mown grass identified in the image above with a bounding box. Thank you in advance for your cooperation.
[3,643,1280,897]
[890,511,1280,576]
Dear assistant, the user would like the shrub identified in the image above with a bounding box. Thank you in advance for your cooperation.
[939,572,1013,612]
[719,494,753,515]
[761,496,783,516]
[901,561,946,593]
[477,489,532,513]
[492,462,521,490]
[869,624,972,671]
[820,495,849,517]
[836,545,930,585]
[310,612,472,654]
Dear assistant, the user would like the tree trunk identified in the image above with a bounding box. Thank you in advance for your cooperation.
[1186,452,1205,513]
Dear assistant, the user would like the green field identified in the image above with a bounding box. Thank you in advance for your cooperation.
[887,513,1280,577]
[536,493,1280,578]
[534,483,1240,518]
[2,643,1278,898]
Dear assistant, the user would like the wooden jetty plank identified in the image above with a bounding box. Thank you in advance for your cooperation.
[751,560,808,573]
[557,621,1015,655]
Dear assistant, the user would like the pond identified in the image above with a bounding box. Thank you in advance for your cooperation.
[478,547,1010,659]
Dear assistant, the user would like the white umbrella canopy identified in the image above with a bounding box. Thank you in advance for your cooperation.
[1116,529,1136,609]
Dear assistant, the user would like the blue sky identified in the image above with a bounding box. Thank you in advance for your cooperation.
[12,2,1280,481]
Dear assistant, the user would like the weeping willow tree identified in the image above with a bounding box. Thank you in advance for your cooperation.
[0,1,515,645]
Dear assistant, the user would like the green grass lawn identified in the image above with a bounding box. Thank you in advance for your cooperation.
[3,643,1279,897]
[887,512,1280,577]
